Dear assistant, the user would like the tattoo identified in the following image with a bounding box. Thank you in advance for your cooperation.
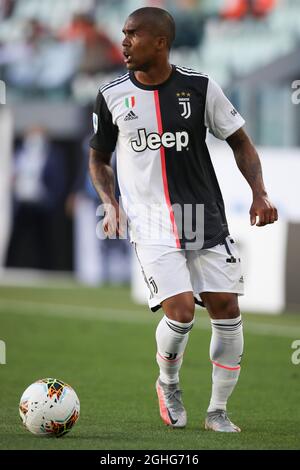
[89,150,115,204]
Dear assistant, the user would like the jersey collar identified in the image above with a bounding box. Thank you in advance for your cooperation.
[129,65,176,91]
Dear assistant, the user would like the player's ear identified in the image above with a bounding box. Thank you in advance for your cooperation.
[156,36,167,51]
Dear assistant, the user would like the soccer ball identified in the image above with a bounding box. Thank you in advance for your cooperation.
[19,378,80,437]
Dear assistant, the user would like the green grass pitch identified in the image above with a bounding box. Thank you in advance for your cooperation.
[0,284,299,450]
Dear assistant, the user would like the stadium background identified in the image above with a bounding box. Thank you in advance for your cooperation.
[0,0,300,450]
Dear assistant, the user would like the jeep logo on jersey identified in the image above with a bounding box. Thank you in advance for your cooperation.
[131,128,189,152]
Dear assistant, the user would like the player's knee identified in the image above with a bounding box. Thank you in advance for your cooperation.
[203,293,240,319]
[218,296,240,319]
[177,309,195,324]
[164,296,195,323]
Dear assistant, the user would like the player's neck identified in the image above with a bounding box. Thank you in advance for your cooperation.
[134,62,173,86]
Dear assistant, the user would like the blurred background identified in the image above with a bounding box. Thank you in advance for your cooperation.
[0,0,299,314]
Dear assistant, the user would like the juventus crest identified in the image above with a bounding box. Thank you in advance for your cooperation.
[177,92,191,119]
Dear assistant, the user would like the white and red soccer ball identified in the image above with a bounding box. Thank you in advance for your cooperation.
[19,378,80,437]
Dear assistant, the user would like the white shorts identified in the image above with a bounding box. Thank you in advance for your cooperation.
[134,236,244,311]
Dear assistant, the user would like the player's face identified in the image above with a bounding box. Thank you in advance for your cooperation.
[122,16,160,71]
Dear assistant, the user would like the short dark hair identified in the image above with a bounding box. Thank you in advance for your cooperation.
[129,7,176,50]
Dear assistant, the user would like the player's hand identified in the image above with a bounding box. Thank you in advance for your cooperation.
[249,194,278,227]
[102,201,127,238]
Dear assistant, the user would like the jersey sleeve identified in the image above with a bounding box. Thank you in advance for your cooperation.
[89,91,118,152]
[204,77,245,140]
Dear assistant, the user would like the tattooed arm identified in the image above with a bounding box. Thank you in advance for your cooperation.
[89,148,122,236]
[89,148,115,204]
[226,128,278,226]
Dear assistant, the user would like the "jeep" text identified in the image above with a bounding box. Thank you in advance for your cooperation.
[131,128,189,152]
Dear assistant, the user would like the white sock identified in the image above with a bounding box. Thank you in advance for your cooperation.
[156,315,194,385]
[207,315,243,412]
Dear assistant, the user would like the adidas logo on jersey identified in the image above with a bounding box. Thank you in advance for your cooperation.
[131,128,189,152]
[124,110,138,121]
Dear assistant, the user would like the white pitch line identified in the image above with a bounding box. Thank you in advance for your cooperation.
[0,298,299,338]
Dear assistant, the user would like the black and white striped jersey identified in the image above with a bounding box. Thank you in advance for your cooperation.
[90,65,245,249]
